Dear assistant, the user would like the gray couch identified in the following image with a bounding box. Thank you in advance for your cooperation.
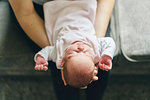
[0,0,150,100]
[110,0,150,75]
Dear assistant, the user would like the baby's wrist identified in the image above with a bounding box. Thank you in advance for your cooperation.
[37,54,43,58]
[36,54,45,61]
[102,54,112,60]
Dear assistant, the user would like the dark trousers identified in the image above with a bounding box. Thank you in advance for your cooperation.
[49,61,110,100]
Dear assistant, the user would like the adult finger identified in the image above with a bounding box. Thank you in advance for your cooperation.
[80,86,87,89]
[93,70,98,76]
[93,76,98,81]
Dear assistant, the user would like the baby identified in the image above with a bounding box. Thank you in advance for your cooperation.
[34,0,116,88]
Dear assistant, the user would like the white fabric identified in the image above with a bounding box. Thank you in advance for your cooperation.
[34,0,116,69]
[34,37,116,69]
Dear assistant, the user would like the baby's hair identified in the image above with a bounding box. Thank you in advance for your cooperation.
[63,59,94,88]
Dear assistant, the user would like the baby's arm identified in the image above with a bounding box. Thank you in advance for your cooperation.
[98,37,116,71]
[34,46,54,71]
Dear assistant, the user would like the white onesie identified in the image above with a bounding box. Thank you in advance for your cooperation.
[34,0,116,69]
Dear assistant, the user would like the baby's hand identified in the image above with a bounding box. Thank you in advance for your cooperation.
[98,55,112,71]
[35,55,48,71]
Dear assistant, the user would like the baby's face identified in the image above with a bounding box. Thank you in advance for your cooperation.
[62,41,99,88]
[62,42,98,88]
[65,41,93,60]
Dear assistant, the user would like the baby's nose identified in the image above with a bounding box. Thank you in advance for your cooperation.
[77,45,84,51]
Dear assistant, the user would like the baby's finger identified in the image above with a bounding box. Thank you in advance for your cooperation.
[36,65,43,70]
[44,62,48,66]
[35,65,41,70]
[99,63,103,69]
[34,65,39,70]
[43,66,48,71]
[109,64,112,70]
[102,64,107,70]
[99,63,109,71]
[37,65,42,70]
[103,64,112,71]
[40,65,44,70]
[100,64,106,71]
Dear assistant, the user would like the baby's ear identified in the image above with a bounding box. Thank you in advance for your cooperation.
[61,57,65,67]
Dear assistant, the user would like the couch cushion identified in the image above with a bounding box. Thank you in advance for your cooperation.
[111,0,150,62]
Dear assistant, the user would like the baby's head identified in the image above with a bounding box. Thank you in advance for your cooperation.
[61,41,97,88]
